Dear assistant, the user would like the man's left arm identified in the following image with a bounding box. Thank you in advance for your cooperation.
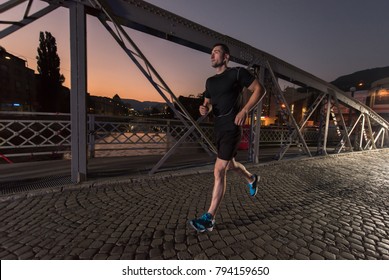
[234,79,265,126]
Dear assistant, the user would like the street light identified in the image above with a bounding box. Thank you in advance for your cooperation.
[350,87,356,98]
[348,87,356,126]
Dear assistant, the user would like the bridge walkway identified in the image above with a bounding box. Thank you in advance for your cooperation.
[0,149,388,260]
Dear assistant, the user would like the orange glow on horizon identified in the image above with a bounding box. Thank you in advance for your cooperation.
[1,5,212,103]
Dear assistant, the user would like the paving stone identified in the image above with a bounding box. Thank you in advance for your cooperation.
[264,244,278,256]
[367,234,380,242]
[294,253,310,260]
[97,243,113,254]
[162,248,176,259]
[244,231,258,240]
[273,240,285,249]
[197,233,209,242]
[381,238,389,246]
[340,251,356,260]
[93,253,109,260]
[186,236,197,246]
[280,246,294,256]
[211,254,227,260]
[224,236,236,245]
[188,244,202,255]
[173,243,185,251]
[350,243,365,253]
[19,251,35,260]
[241,250,256,259]
[205,247,219,257]
[377,242,389,251]
[296,239,307,247]
[377,246,389,255]
[309,244,322,254]
[134,253,148,260]
[111,245,125,255]
[336,236,350,246]
[79,248,98,259]
[310,253,325,260]
[322,251,336,260]
[149,247,162,259]
[221,247,235,257]
[381,254,389,260]
[177,251,192,260]
[163,241,174,250]
[312,239,327,249]
[214,240,227,250]
[193,252,209,260]
[136,245,150,255]
[120,253,135,260]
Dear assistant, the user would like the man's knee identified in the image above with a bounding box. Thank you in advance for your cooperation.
[214,159,229,177]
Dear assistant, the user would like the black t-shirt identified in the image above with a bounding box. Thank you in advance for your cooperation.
[204,67,255,131]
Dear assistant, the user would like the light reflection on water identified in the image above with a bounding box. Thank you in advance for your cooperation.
[93,132,169,157]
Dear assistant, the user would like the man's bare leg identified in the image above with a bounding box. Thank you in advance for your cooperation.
[227,158,255,183]
[207,157,230,217]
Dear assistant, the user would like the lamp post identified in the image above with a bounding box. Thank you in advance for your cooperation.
[348,87,356,126]
[350,87,356,98]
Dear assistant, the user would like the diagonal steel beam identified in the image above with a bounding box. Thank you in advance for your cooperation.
[266,61,312,159]
[0,1,59,39]
[0,0,27,13]
[365,114,377,150]
[330,91,353,152]
[278,91,327,159]
[149,114,211,175]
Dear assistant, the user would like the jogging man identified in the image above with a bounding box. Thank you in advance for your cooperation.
[189,43,265,232]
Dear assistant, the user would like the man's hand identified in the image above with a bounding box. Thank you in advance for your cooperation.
[199,105,209,116]
[234,109,248,126]
[234,78,265,126]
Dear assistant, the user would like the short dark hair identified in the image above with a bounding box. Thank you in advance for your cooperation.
[212,43,230,55]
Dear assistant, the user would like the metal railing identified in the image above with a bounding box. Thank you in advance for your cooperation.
[1,112,341,162]
[0,112,71,160]
[87,114,214,158]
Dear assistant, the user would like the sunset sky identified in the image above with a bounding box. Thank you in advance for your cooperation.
[1,0,389,102]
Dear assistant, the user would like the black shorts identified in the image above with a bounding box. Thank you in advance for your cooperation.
[215,127,242,161]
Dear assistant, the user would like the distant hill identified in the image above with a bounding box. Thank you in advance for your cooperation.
[331,66,389,91]
[122,98,165,111]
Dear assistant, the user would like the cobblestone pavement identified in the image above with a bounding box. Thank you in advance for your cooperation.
[1,150,389,260]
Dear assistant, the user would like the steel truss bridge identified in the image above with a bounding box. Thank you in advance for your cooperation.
[1,0,389,183]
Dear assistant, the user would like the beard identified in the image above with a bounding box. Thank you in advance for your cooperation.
[211,60,225,68]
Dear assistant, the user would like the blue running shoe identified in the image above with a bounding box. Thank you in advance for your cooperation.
[248,174,259,196]
[189,213,215,232]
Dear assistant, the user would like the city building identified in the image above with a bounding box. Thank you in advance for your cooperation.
[0,46,37,111]
[283,86,316,126]
[368,78,389,121]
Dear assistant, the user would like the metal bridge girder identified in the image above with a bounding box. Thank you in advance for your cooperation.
[0,0,60,39]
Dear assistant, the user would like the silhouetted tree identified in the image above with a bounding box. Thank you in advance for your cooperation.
[36,31,65,112]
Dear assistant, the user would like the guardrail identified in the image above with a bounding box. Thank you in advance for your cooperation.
[0,112,339,162]
[0,112,71,161]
